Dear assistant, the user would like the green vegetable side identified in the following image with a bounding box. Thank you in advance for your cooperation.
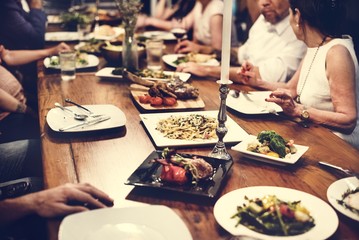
[247,130,297,158]
[232,195,315,236]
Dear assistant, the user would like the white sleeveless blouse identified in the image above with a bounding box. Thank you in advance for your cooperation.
[297,36,359,149]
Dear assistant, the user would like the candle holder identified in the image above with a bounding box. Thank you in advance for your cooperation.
[209,80,233,160]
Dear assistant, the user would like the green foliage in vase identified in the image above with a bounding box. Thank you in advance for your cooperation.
[114,0,143,32]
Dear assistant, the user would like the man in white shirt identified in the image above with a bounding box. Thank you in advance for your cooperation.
[176,0,306,83]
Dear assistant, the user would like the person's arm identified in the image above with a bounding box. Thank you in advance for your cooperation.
[0,88,26,113]
[0,183,114,225]
[266,45,357,133]
[208,14,223,50]
[0,43,71,66]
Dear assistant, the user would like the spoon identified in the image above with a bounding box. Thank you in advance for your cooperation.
[55,102,88,120]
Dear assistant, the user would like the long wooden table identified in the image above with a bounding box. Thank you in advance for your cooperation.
[37,43,359,240]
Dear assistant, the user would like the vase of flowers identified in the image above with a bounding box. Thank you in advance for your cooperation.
[115,0,142,71]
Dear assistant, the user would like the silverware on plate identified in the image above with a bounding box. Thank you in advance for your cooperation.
[318,161,359,179]
[55,102,88,120]
[59,115,111,132]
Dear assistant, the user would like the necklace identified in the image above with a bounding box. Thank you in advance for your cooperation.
[295,37,327,104]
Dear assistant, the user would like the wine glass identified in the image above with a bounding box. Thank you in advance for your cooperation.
[171,18,186,44]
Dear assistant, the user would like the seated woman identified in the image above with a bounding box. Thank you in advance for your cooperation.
[136,0,196,30]
[138,0,231,54]
[237,0,359,149]
[0,43,70,143]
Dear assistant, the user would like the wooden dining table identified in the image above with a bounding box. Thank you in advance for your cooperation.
[37,37,359,240]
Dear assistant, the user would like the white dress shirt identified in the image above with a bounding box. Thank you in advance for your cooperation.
[238,15,307,82]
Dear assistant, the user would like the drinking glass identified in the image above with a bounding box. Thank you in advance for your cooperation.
[171,18,186,44]
[59,51,76,81]
[146,39,164,70]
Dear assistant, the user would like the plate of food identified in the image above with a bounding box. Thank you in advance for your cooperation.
[87,26,124,41]
[327,176,359,221]
[74,39,104,54]
[46,104,126,132]
[139,110,248,147]
[59,205,192,240]
[140,31,177,41]
[44,53,99,69]
[227,91,283,114]
[214,186,339,240]
[162,53,220,68]
[231,131,308,166]
[96,68,191,82]
[45,31,80,42]
[125,149,233,198]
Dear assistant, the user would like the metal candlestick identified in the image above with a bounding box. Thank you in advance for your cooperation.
[209,80,233,160]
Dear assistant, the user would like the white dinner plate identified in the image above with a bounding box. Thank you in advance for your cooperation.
[95,67,191,82]
[87,26,124,41]
[231,135,308,166]
[327,176,359,221]
[140,31,177,41]
[43,54,100,69]
[46,104,126,132]
[59,205,192,240]
[227,91,283,114]
[162,54,220,68]
[45,31,80,42]
[214,186,339,240]
[47,15,62,24]
[140,110,248,147]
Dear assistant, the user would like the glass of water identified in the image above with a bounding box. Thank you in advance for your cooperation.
[146,38,164,70]
[59,51,76,81]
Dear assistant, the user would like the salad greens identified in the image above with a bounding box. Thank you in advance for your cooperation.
[247,130,297,158]
[232,195,315,236]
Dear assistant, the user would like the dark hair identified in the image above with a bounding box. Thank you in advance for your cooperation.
[289,0,346,37]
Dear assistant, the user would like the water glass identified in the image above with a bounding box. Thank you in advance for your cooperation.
[146,39,164,70]
[59,51,76,81]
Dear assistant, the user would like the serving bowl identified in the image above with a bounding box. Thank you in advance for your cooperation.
[101,43,145,64]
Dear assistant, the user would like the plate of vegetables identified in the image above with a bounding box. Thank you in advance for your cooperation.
[125,148,233,198]
[214,186,339,240]
[44,53,99,69]
[327,176,359,221]
[231,130,309,166]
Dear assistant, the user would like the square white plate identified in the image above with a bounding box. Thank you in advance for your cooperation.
[141,31,177,41]
[162,54,220,68]
[96,67,191,82]
[227,91,283,114]
[44,54,100,69]
[46,104,126,132]
[231,135,309,166]
[59,205,192,240]
[140,110,248,147]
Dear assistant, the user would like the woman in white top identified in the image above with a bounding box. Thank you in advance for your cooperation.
[174,0,224,53]
[237,0,359,149]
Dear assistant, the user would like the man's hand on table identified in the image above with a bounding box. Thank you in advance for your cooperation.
[29,183,114,218]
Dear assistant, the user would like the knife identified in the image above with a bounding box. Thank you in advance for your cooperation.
[59,115,111,132]
[318,161,359,179]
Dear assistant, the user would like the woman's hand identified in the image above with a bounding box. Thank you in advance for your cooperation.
[176,62,209,77]
[265,89,301,117]
[49,42,72,56]
[174,40,200,54]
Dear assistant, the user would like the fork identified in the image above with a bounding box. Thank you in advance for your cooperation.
[319,161,359,179]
